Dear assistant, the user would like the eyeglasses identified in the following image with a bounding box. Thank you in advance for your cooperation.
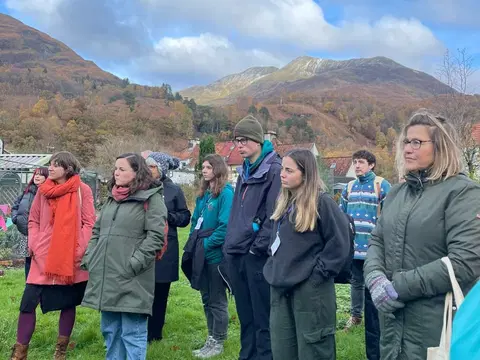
[403,139,434,150]
[233,138,249,146]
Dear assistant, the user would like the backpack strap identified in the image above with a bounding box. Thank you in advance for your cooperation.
[346,180,355,199]
[373,176,384,219]
[373,176,384,199]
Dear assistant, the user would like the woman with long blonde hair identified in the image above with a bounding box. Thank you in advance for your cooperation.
[263,149,351,360]
[364,109,480,359]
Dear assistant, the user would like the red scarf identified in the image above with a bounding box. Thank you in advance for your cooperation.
[39,175,81,284]
[112,186,131,201]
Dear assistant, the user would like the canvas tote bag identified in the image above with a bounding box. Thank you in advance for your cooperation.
[426,257,465,360]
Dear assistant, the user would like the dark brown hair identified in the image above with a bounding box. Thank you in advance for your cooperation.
[352,149,376,170]
[25,167,49,193]
[107,153,154,193]
[199,154,229,198]
[49,151,81,179]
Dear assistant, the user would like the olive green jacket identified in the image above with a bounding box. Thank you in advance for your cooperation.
[364,173,480,359]
[81,186,167,315]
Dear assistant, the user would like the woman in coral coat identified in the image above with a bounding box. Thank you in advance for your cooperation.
[10,151,96,360]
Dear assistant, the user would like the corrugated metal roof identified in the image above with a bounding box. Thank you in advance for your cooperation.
[0,154,51,170]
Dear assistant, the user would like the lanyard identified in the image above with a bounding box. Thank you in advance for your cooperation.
[200,194,212,216]
[277,204,294,234]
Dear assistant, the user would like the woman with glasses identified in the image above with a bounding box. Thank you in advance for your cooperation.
[364,109,480,360]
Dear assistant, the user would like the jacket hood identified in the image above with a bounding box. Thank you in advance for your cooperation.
[237,151,281,180]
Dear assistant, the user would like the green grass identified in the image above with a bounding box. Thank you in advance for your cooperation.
[0,228,365,359]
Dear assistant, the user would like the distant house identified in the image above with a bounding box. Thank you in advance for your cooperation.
[174,139,200,170]
[322,156,356,186]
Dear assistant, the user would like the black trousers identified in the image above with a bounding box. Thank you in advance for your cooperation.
[148,282,172,342]
[352,260,381,360]
[24,256,31,280]
[365,286,381,360]
[227,253,272,360]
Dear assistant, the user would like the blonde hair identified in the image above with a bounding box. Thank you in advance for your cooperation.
[271,149,326,232]
[395,109,463,181]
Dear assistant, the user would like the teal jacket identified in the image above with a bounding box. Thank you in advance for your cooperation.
[190,184,234,264]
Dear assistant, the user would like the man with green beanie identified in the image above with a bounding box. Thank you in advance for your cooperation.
[224,114,281,360]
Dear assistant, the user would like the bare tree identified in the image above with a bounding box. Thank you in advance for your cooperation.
[436,48,479,178]
[90,135,169,178]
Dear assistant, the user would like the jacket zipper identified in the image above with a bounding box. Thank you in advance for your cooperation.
[241,185,249,207]
[395,181,423,354]
[98,201,119,310]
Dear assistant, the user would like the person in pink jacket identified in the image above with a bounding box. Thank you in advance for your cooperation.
[10,151,96,360]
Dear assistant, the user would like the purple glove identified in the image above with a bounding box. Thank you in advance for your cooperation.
[366,270,405,316]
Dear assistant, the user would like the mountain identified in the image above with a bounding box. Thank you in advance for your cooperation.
[181,66,278,104]
[0,13,121,96]
[181,56,453,105]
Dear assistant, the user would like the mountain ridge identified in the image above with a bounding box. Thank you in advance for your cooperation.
[0,13,121,96]
[181,55,452,105]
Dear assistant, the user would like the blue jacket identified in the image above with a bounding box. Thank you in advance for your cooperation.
[190,184,234,264]
[224,150,282,256]
[339,171,391,260]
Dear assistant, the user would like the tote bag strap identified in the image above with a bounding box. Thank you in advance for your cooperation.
[438,292,453,353]
[441,257,465,307]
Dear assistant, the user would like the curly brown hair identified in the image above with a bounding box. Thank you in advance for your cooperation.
[107,153,154,194]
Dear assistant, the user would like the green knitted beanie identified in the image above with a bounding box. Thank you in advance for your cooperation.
[234,115,264,144]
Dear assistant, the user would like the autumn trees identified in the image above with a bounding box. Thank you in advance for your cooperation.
[434,48,479,178]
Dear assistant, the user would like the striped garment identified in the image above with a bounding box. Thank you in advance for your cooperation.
[340,171,391,260]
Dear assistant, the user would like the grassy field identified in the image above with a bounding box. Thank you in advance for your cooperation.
[0,228,366,359]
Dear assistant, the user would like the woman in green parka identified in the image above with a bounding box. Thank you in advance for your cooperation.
[364,109,480,360]
[81,153,167,360]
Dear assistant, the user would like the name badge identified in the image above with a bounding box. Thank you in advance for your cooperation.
[271,233,281,256]
[195,217,204,230]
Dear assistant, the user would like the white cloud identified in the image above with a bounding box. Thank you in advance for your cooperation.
[5,0,65,16]
[141,0,444,64]
[5,0,451,85]
[134,33,286,78]
[335,0,480,28]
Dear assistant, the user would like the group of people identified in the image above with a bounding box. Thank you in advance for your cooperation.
[8,109,480,360]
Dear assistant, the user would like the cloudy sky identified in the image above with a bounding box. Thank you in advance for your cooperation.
[1,0,479,91]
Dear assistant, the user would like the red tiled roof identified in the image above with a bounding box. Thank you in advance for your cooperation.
[215,141,243,166]
[173,144,200,168]
[322,156,352,177]
[174,145,199,161]
[275,143,314,157]
[473,123,480,144]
